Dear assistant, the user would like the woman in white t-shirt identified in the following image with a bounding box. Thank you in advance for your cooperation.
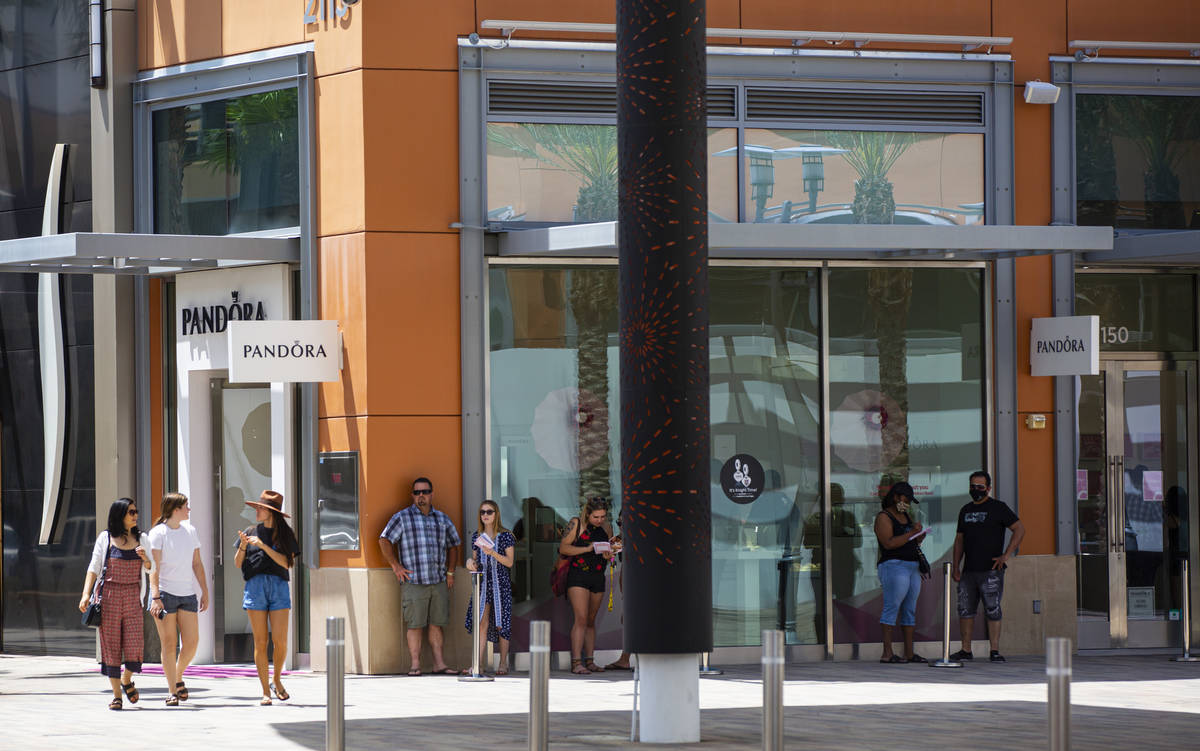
[148,492,209,707]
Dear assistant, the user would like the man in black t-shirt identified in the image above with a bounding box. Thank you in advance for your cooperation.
[950,470,1025,663]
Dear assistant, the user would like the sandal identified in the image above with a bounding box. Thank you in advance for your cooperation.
[273,683,289,701]
[260,695,273,706]
[165,694,179,707]
[121,682,139,703]
[879,654,905,664]
[108,697,122,711]
[496,667,509,676]
[604,661,634,671]
[584,660,605,672]
[907,654,928,664]
[175,681,188,701]
[570,658,591,675]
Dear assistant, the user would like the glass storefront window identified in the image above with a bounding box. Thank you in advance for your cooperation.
[1076,95,1200,230]
[827,267,986,644]
[742,130,984,225]
[486,124,738,223]
[153,88,300,235]
[1075,273,1196,353]
[489,263,988,649]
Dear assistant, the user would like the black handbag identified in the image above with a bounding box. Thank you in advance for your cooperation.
[81,532,109,628]
[916,548,932,577]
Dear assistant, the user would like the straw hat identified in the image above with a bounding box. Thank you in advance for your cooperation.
[245,490,290,518]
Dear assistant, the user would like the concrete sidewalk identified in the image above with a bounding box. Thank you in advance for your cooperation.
[2,652,1198,750]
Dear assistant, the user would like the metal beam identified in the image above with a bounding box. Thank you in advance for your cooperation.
[1080,231,1200,264]
[0,233,300,273]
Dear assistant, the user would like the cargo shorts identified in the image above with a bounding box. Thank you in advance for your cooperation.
[402,581,449,628]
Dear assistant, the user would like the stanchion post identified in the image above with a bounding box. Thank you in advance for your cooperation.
[931,561,963,668]
[699,651,724,676]
[1171,559,1200,662]
[529,620,550,751]
[762,629,784,751]
[1046,637,1071,751]
[460,570,495,682]
[326,616,345,751]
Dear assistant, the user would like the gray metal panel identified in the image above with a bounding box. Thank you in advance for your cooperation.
[1081,232,1200,264]
[135,44,313,103]
[134,277,151,516]
[460,46,489,526]
[993,258,1018,510]
[990,62,1015,226]
[0,233,300,272]
[298,50,320,571]
[496,222,1112,257]
[1052,254,1077,556]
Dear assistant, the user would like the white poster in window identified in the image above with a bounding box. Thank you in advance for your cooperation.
[1076,470,1088,501]
[1128,586,1156,620]
[1142,470,1164,502]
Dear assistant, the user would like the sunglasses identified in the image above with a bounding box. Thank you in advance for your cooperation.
[126,509,138,515]
[480,509,496,516]
[413,488,432,496]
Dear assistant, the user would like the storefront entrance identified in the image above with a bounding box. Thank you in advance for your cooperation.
[210,379,273,662]
[1076,360,1197,649]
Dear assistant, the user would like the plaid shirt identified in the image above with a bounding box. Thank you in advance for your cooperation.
[379,505,461,585]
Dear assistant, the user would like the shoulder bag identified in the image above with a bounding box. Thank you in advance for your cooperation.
[81,532,110,628]
[549,517,581,598]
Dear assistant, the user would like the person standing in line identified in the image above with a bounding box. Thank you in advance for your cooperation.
[78,498,152,709]
[234,490,300,705]
[874,481,929,663]
[951,471,1025,663]
[378,477,462,676]
[463,499,515,675]
[148,492,209,706]
[560,497,616,674]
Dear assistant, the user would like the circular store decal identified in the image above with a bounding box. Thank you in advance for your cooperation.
[720,454,764,504]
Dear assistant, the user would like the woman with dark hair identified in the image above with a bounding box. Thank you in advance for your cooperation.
[463,499,515,675]
[78,498,152,709]
[234,490,299,705]
[874,481,928,663]
[148,492,209,706]
[559,497,617,674]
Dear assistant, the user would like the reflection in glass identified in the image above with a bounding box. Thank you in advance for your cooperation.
[486,125,738,223]
[1075,273,1196,353]
[741,130,984,225]
[1075,374,1110,620]
[153,88,300,235]
[709,269,822,646]
[828,267,986,644]
[1077,95,1200,229]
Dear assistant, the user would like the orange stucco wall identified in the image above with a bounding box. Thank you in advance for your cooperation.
[139,1,1200,566]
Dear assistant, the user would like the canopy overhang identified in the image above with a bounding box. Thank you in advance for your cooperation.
[0,232,300,276]
[493,222,1113,261]
[1079,231,1200,265]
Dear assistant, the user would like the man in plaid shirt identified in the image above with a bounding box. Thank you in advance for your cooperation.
[379,476,462,675]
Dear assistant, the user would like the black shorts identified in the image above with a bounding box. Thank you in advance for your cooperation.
[565,567,605,594]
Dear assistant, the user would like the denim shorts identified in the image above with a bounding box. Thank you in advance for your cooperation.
[243,574,291,611]
[160,591,198,614]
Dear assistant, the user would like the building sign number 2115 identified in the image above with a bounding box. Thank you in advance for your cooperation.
[304,0,360,23]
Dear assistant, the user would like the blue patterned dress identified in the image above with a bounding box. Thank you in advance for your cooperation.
[464,530,514,642]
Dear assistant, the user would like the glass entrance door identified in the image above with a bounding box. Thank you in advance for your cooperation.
[211,379,273,662]
[1076,361,1196,649]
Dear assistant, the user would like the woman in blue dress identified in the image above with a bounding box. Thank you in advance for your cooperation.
[464,499,515,674]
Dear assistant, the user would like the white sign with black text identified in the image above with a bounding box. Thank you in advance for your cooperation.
[1030,315,1099,377]
[227,320,341,383]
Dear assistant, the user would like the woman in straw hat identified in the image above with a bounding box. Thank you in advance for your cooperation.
[234,490,299,705]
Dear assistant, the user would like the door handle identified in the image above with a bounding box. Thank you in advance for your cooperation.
[1115,455,1125,554]
[1107,455,1119,554]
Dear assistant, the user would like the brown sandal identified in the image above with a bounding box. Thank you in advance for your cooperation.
[165,694,179,707]
[108,697,122,710]
[121,682,139,703]
[570,658,590,675]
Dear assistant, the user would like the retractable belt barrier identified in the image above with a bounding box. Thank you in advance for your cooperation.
[460,570,495,682]
[931,561,964,669]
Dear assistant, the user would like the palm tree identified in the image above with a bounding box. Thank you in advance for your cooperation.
[867,267,913,482]
[569,269,617,501]
[488,124,618,222]
[822,131,920,224]
[1107,96,1200,229]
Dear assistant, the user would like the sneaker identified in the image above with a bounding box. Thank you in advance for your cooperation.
[950,649,973,661]
[989,650,1006,662]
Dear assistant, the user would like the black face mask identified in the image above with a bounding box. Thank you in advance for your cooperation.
[969,488,988,502]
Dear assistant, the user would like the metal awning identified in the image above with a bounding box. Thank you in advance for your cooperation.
[0,232,301,275]
[1079,231,1200,265]
[493,223,1113,260]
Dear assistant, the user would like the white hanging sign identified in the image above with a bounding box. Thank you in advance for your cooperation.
[1030,315,1099,377]
[228,320,341,383]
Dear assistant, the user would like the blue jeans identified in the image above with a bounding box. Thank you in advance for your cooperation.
[878,559,921,626]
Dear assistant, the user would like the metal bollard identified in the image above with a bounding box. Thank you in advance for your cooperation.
[1046,637,1071,751]
[326,617,345,751]
[762,629,784,751]
[529,620,550,751]
[460,570,495,682]
[930,561,963,668]
[699,651,724,676]
[1171,559,1200,662]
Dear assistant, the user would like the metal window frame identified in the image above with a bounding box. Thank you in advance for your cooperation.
[133,44,320,571]
[1050,55,1200,555]
[460,41,1015,652]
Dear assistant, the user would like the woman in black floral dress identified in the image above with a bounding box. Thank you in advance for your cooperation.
[559,497,616,674]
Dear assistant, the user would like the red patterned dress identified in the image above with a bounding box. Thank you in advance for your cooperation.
[99,546,144,677]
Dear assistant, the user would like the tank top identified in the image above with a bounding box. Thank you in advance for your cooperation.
[570,523,609,573]
[877,510,920,564]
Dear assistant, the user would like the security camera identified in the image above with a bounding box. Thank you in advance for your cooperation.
[468,32,481,45]
[1024,81,1061,105]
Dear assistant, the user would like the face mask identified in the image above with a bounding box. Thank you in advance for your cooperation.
[969,488,988,502]
[895,499,910,513]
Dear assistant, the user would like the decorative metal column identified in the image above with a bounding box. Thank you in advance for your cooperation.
[617,0,710,742]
